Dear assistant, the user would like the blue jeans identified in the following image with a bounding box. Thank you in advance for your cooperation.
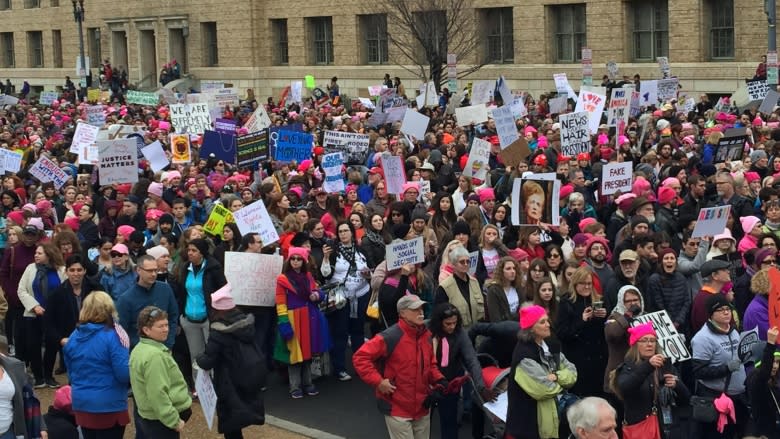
[0,428,14,439]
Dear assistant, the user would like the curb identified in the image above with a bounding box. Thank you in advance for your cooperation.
[266,415,348,439]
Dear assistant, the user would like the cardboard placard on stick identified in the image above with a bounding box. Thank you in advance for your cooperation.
[498,138,531,168]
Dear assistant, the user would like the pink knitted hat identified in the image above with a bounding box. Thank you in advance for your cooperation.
[628,322,657,346]
[520,305,547,330]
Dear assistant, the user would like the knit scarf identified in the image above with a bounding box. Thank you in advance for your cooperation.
[337,243,357,276]
[364,228,385,247]
[286,269,311,300]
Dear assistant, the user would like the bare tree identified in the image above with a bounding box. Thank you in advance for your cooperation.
[370,0,483,93]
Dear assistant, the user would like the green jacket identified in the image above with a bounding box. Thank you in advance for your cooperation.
[130,338,192,429]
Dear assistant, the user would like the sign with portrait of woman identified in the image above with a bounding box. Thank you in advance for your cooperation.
[510,173,560,227]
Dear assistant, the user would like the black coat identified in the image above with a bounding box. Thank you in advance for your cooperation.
[173,256,227,319]
[556,294,608,397]
[360,237,386,269]
[196,311,265,434]
[615,359,690,433]
[44,278,101,345]
[43,407,79,439]
[747,344,780,438]
[77,219,101,249]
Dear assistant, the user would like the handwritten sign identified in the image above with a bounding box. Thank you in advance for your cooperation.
[126,90,159,106]
[553,73,576,99]
[631,311,691,363]
[549,96,568,114]
[70,122,99,154]
[169,103,211,134]
[78,144,99,165]
[601,161,633,195]
[381,154,405,195]
[463,137,491,181]
[97,139,139,185]
[768,267,780,330]
[559,111,591,157]
[272,130,311,163]
[203,203,233,238]
[607,88,630,128]
[39,91,58,105]
[657,78,679,102]
[243,105,272,133]
[385,237,425,270]
[492,105,518,149]
[29,156,69,189]
[322,152,345,193]
[223,252,284,307]
[574,88,606,134]
[1,150,22,173]
[691,205,731,238]
[194,370,217,430]
[236,131,269,167]
[233,199,279,245]
[747,80,770,102]
[640,80,658,106]
[471,80,494,105]
[322,131,370,165]
[86,105,105,127]
[455,104,489,127]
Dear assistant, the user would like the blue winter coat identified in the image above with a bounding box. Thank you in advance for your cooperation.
[63,322,131,413]
[100,265,137,300]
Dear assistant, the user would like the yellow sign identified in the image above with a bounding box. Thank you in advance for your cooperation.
[170,133,191,164]
[87,88,100,103]
[204,204,233,238]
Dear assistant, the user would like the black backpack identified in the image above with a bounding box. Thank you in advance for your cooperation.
[227,338,267,393]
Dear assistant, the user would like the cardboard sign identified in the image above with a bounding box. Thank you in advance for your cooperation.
[747,80,770,102]
[29,156,69,189]
[549,96,568,114]
[200,130,237,165]
[601,161,633,195]
[492,105,518,149]
[140,141,170,173]
[203,203,233,238]
[194,370,217,430]
[768,267,780,330]
[400,109,430,140]
[322,131,370,165]
[462,137,491,181]
[631,311,691,363]
[455,104,489,127]
[39,91,58,105]
[70,122,99,154]
[574,88,606,134]
[759,89,780,114]
[233,199,279,245]
[224,252,284,307]
[169,134,191,164]
[607,88,630,128]
[657,78,679,102]
[385,237,425,270]
[86,105,105,127]
[272,130,311,163]
[559,111,591,157]
[381,154,405,194]
[243,105,272,133]
[691,205,731,238]
[322,152,345,193]
[126,90,159,106]
[97,139,139,185]
[498,138,531,168]
[714,128,747,163]
[236,131,269,167]
[511,173,560,226]
[169,103,211,134]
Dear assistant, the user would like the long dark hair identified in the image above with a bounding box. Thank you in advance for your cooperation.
[221,223,242,250]
[428,303,462,338]
[430,192,457,229]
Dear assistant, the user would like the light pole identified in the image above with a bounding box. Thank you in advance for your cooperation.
[72,0,86,100]
[766,0,777,88]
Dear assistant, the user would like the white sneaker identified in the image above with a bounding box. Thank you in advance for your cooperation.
[337,371,352,382]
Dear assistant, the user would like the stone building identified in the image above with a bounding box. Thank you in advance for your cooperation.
[0,0,773,98]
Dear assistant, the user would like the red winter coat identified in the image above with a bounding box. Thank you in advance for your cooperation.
[353,319,445,420]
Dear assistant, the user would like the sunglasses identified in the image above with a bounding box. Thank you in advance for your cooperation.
[110,252,125,258]
[290,256,304,262]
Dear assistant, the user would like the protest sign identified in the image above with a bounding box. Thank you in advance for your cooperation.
[368,85,383,96]
[0,94,19,107]
[78,144,99,165]
[640,80,658,106]
[1,150,21,174]
[366,111,389,128]
[497,76,512,105]
[97,139,139,185]
[400,109,430,140]
[498,138,531,168]
[200,130,237,165]
[381,154,405,194]
[606,61,619,79]
[272,130,311,163]
[39,91,58,105]
[656,78,679,102]
[630,91,642,118]
[631,311,691,363]
[244,105,272,133]
[574,88,606,134]
[511,173,560,226]
[214,118,237,135]
[607,88,630,128]
[738,327,764,364]
[322,152,345,193]
[203,203,233,238]
[140,141,169,173]
[747,80,770,102]
[692,205,731,238]
[200,81,224,92]
[96,124,146,141]
[769,267,780,329]
[323,131,370,165]
[236,131,269,167]
[510,95,527,118]
[70,122,99,154]
[385,237,425,270]
[290,81,303,103]
[305,75,316,89]
[267,124,304,158]
[470,80,493,105]
[601,161,633,195]
[468,251,479,276]
[86,105,105,127]
[224,252,284,307]
[29,156,69,189]
[87,88,100,102]
[207,88,240,109]
[657,57,671,78]
[559,112,591,157]
[759,89,780,114]
[194,370,217,430]
[714,127,747,163]
[553,73,576,100]
[169,103,211,134]
[233,199,279,245]
[549,96,568,114]
[169,134,191,164]
[492,105,519,149]
[462,137,491,181]
[455,104,488,127]
[126,90,159,106]
[358,97,375,110]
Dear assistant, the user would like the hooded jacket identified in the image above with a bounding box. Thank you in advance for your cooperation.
[645,268,691,329]
[604,285,645,393]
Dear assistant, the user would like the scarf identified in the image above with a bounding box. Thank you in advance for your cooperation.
[364,228,385,247]
[286,269,311,300]
[34,263,54,303]
[337,243,357,276]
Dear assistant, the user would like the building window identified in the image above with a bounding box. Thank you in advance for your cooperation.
[361,14,388,64]
[709,0,734,59]
[309,17,334,65]
[0,0,11,10]
[27,31,43,68]
[632,0,668,61]
[88,27,101,68]
[271,19,288,65]
[414,10,447,65]
[201,22,218,66]
[23,0,39,8]
[551,4,586,63]
[0,33,14,68]
[52,30,62,67]
[483,7,514,64]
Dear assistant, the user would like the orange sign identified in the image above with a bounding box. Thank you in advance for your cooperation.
[169,134,191,164]
[768,267,780,330]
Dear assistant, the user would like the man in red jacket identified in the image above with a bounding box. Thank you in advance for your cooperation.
[353,295,446,439]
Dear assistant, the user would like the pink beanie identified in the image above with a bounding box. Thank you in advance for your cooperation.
[402,182,419,195]
[628,322,657,346]
[579,217,597,231]
[117,225,135,241]
[661,177,679,188]
[559,184,574,200]
[597,134,609,145]
[744,172,760,183]
[211,284,236,311]
[479,188,495,203]
[7,211,24,226]
[616,193,637,213]
[288,246,310,261]
[740,216,761,234]
[148,182,163,197]
[64,217,80,231]
[632,177,651,196]
[537,136,549,148]
[520,305,547,330]
[298,159,313,173]
[508,248,529,262]
[166,170,181,181]
[657,186,676,205]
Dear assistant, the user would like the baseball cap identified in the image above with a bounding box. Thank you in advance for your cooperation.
[619,250,639,262]
[396,294,426,313]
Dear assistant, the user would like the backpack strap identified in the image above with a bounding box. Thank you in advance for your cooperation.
[379,324,403,358]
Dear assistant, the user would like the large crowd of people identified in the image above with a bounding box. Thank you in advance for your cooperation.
[0,70,777,439]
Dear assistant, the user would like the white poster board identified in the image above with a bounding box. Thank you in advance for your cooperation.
[140,141,170,173]
[601,161,633,195]
[462,137,491,181]
[691,205,731,238]
[232,199,280,245]
[511,173,561,226]
[194,370,217,430]
[559,111,591,157]
[400,109,430,140]
[70,122,100,154]
[455,104,489,127]
[492,105,518,149]
[223,252,284,307]
[574,88,606,134]
[470,80,494,105]
[29,156,69,189]
[86,105,105,127]
[631,311,692,363]
[169,103,212,134]
[97,139,139,185]
[385,237,425,270]
[381,154,405,195]
[244,105,272,133]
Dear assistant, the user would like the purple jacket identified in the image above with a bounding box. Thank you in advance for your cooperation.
[744,295,769,341]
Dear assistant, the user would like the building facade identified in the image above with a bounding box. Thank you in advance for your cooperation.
[0,0,773,99]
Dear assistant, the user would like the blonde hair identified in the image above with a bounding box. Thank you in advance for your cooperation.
[566,266,600,302]
[751,268,770,296]
[79,291,118,325]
